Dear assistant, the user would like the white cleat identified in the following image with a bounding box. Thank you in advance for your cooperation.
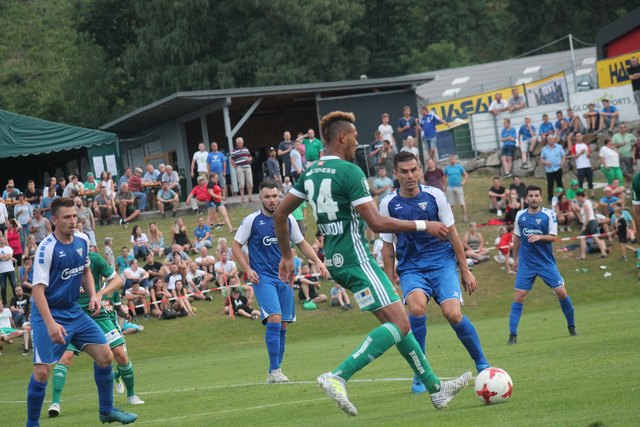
[317,372,358,416]
[47,403,61,418]
[430,371,472,409]
[127,395,145,405]
[266,368,289,383]
[115,378,125,394]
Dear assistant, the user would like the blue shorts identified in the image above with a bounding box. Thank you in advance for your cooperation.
[252,278,296,325]
[501,145,515,158]
[206,200,222,208]
[514,266,564,291]
[32,311,107,364]
[399,264,463,305]
[424,137,437,151]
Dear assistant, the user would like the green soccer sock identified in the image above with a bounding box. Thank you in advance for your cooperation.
[117,361,136,397]
[396,331,441,393]
[332,323,403,382]
[51,364,68,405]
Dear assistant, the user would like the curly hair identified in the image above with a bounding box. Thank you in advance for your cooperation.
[319,111,356,144]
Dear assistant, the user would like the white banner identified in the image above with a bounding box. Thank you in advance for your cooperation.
[570,85,640,123]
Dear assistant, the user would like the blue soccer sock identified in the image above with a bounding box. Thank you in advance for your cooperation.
[559,296,575,328]
[451,316,490,372]
[278,328,287,365]
[408,314,427,352]
[27,374,47,427]
[265,322,282,372]
[509,302,523,335]
[94,363,114,414]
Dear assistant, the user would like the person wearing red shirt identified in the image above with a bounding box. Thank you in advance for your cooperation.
[206,173,236,232]
[186,176,210,214]
[127,168,147,212]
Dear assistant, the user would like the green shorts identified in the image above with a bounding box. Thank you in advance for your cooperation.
[329,258,400,312]
[602,166,623,185]
[67,317,125,354]
[0,327,19,334]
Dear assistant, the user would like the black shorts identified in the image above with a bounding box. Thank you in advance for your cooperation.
[583,219,599,236]
[617,218,628,243]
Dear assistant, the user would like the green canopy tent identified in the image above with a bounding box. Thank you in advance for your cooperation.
[0,109,122,187]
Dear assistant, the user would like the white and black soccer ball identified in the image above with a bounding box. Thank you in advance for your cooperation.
[474,367,513,405]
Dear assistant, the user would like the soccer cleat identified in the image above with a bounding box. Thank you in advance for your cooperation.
[266,368,289,383]
[99,407,137,424]
[430,371,472,410]
[411,374,427,394]
[115,378,125,394]
[128,395,145,405]
[317,372,358,416]
[568,326,578,336]
[48,403,61,417]
[507,334,517,345]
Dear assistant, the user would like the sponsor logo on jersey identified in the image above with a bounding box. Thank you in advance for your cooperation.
[262,236,278,246]
[536,218,542,224]
[318,221,344,236]
[61,265,85,280]
[418,202,428,211]
[331,253,344,267]
[58,250,66,258]
[522,227,543,236]
[258,220,265,225]
[76,248,84,257]
[394,203,403,210]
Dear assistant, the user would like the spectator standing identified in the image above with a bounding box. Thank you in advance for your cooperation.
[207,142,227,197]
[127,167,147,212]
[38,187,58,222]
[419,106,448,161]
[600,99,619,131]
[488,93,509,115]
[290,140,304,182]
[508,88,526,112]
[627,56,640,116]
[156,180,179,218]
[444,155,469,222]
[230,137,254,203]
[518,116,536,168]
[115,183,140,226]
[378,113,396,151]
[572,133,595,197]
[599,137,623,185]
[161,165,181,196]
[207,173,236,233]
[369,131,385,173]
[277,131,295,181]
[14,193,33,249]
[371,167,394,203]
[5,219,23,266]
[103,238,116,270]
[397,106,418,150]
[499,118,517,177]
[540,135,565,204]
[0,234,15,305]
[118,168,131,188]
[378,139,396,178]
[23,180,42,209]
[302,129,323,163]
[266,148,282,189]
[74,197,96,246]
[612,124,637,184]
[423,159,444,190]
[29,209,50,246]
[191,142,209,181]
[186,175,210,214]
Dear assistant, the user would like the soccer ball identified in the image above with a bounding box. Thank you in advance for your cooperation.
[474,367,513,405]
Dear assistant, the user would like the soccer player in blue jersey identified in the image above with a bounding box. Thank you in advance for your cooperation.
[232,179,327,383]
[26,198,136,426]
[508,185,577,345]
[380,152,489,394]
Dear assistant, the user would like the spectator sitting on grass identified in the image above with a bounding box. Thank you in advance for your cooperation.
[150,277,171,319]
[225,288,259,319]
[164,243,190,274]
[9,285,30,327]
[493,225,514,274]
[116,246,135,277]
[222,275,254,307]
[330,283,352,310]
[555,192,578,232]
[575,191,608,260]
[609,179,626,205]
[214,249,239,287]
[148,222,166,257]
[172,280,195,317]
[195,246,216,274]
[19,256,34,293]
[462,222,490,262]
[599,187,620,217]
[143,252,166,284]
[123,259,151,291]
[103,237,116,270]
[0,300,30,355]
[216,237,234,261]
[172,217,192,253]
[186,261,213,301]
[130,225,151,259]
[509,175,526,203]
[504,188,522,224]
[296,264,327,304]
[193,217,212,252]
[488,176,507,217]
[164,262,183,294]
[125,281,151,320]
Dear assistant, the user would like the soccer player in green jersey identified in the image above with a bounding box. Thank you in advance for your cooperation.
[274,111,471,416]
[47,250,144,418]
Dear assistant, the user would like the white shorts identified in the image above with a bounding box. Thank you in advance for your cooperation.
[519,137,534,153]
[446,186,465,206]
[236,166,253,190]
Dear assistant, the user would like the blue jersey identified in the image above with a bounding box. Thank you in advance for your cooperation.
[539,121,554,134]
[501,127,516,147]
[234,210,304,281]
[207,151,227,174]
[420,112,441,139]
[513,208,557,270]
[444,164,465,187]
[518,124,536,140]
[602,105,618,114]
[379,185,455,276]
[32,232,90,320]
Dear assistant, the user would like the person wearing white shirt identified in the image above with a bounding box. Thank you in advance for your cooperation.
[123,259,151,290]
[191,142,210,180]
[195,247,216,274]
[575,191,608,259]
[400,136,420,159]
[0,234,15,305]
[599,138,623,186]
[572,133,595,198]
[0,202,8,232]
[488,93,509,115]
[378,113,396,152]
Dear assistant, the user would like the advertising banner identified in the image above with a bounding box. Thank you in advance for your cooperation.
[596,51,640,89]
[570,85,639,122]
[524,72,568,107]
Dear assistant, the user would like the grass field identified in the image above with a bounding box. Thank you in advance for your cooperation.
[1,176,640,426]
